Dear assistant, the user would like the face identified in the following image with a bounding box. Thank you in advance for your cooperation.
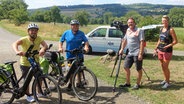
[162,18,169,27]
[71,24,79,33]
[28,28,38,39]
[127,18,136,29]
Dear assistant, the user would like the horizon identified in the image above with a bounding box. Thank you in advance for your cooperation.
[25,0,184,9]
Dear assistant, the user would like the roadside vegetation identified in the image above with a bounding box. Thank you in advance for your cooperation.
[86,54,184,104]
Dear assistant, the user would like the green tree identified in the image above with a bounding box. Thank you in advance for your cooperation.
[124,10,142,25]
[0,0,28,25]
[169,7,184,27]
[30,10,45,22]
[50,6,61,25]
[103,12,113,24]
[74,10,90,26]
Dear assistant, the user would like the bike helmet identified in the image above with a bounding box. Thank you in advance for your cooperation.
[27,23,39,30]
[70,19,80,25]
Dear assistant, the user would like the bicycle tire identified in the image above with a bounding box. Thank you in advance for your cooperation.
[32,75,62,104]
[72,67,98,101]
[0,70,14,104]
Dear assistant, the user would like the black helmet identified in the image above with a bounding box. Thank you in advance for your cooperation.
[27,23,39,30]
[70,19,80,25]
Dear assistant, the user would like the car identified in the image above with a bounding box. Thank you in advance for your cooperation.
[86,26,147,55]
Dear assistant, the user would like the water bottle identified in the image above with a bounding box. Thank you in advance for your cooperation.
[61,64,66,73]
[28,58,36,67]
[66,63,71,72]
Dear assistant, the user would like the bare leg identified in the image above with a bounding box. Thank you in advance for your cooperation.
[124,68,130,84]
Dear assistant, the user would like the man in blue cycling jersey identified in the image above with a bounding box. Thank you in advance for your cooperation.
[58,19,89,91]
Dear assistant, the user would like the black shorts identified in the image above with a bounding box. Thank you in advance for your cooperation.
[20,65,31,78]
[124,55,142,71]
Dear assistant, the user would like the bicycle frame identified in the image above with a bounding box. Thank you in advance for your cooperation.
[0,45,43,99]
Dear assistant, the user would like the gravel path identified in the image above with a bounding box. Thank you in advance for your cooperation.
[0,27,161,104]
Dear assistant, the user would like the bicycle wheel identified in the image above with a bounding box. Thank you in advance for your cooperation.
[0,71,14,104]
[72,67,98,101]
[32,75,62,104]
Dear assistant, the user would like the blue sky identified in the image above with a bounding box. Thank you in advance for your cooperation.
[25,0,184,9]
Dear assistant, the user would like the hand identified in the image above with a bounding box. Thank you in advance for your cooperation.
[153,49,158,57]
[58,47,64,53]
[118,49,123,55]
[138,54,143,61]
[39,48,45,56]
[84,47,89,53]
[16,51,25,56]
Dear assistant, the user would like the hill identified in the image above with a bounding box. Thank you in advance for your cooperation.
[29,3,184,18]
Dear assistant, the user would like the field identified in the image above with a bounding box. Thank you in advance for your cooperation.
[1,20,184,104]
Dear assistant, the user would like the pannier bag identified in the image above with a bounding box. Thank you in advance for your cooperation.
[40,51,64,74]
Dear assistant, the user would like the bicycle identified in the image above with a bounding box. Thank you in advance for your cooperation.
[42,44,98,101]
[0,45,62,104]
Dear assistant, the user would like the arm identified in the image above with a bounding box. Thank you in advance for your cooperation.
[119,39,127,55]
[138,40,144,60]
[39,40,48,56]
[84,41,89,53]
[164,27,178,49]
[12,39,24,56]
[58,42,64,53]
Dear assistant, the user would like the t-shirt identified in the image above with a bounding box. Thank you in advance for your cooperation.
[60,30,88,59]
[20,36,43,66]
[124,27,145,56]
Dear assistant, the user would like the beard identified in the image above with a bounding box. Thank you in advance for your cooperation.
[29,34,37,39]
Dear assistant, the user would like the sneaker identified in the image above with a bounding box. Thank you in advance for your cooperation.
[162,82,170,89]
[37,93,45,98]
[26,96,35,103]
[160,80,166,85]
[132,84,140,90]
[66,83,72,91]
[119,83,131,88]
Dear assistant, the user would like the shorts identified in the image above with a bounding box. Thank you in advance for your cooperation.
[20,65,31,78]
[124,55,142,71]
[157,50,172,60]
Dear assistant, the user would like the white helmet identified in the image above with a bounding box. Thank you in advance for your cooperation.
[70,19,80,25]
[27,23,39,30]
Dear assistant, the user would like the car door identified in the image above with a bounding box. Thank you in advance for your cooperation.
[87,28,107,52]
[106,28,124,52]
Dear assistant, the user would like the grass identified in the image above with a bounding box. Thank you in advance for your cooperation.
[0,20,184,104]
[85,54,184,104]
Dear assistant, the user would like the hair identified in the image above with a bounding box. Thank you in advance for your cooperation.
[127,17,136,24]
[162,15,170,21]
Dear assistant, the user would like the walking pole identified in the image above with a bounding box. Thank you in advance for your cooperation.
[110,39,122,77]
[142,67,150,81]
[112,55,122,92]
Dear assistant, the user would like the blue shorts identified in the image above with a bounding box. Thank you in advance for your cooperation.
[124,55,142,71]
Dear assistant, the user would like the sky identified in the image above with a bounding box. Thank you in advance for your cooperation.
[25,0,184,9]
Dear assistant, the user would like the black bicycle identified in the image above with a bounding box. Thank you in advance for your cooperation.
[43,44,98,101]
[0,45,62,104]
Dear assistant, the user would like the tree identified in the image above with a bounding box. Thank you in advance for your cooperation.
[0,0,28,25]
[169,7,184,27]
[50,6,61,25]
[103,12,113,24]
[74,10,90,26]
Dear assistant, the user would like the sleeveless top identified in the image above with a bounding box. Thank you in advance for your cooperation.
[157,26,173,52]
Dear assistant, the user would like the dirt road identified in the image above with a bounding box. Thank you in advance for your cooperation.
[0,27,151,104]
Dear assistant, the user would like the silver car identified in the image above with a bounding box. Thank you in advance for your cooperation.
[86,26,147,55]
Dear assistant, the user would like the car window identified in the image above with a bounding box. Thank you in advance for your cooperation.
[91,28,106,37]
[108,29,123,38]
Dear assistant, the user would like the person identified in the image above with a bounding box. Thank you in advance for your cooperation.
[12,23,48,102]
[153,15,178,89]
[118,17,145,90]
[58,19,89,91]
